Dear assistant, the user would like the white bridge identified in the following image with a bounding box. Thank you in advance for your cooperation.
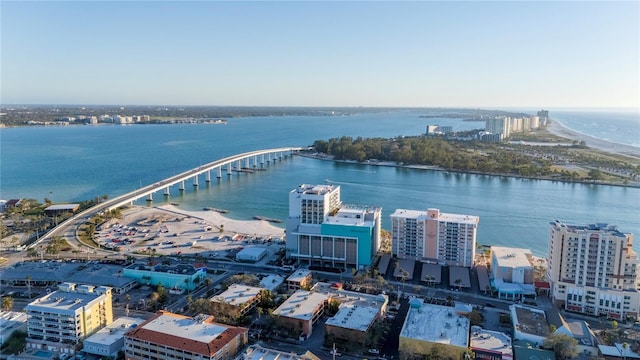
[33,147,303,248]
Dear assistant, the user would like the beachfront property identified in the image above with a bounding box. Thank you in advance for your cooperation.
[239,344,321,360]
[43,203,80,217]
[399,299,470,360]
[124,311,248,360]
[390,208,479,267]
[24,283,113,355]
[285,184,382,271]
[272,282,388,341]
[490,246,536,300]
[286,269,313,292]
[547,221,640,320]
[82,317,144,358]
[509,304,552,347]
[484,115,542,140]
[123,263,207,291]
[210,284,262,317]
[469,326,513,360]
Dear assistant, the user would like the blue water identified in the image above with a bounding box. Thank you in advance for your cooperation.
[551,110,640,148]
[1,109,639,257]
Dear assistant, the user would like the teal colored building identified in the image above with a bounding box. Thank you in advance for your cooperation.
[123,263,206,291]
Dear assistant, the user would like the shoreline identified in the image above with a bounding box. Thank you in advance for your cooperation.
[546,119,640,159]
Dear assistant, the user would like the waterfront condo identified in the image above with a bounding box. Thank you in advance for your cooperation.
[547,220,640,320]
[390,208,479,267]
[285,184,381,271]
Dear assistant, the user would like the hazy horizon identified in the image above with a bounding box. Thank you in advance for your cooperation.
[2,1,638,108]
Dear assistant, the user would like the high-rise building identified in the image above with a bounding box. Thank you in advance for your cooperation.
[485,117,510,139]
[286,184,381,270]
[25,283,113,354]
[547,221,640,320]
[391,208,479,267]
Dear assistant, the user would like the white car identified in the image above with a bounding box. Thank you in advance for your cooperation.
[368,349,380,355]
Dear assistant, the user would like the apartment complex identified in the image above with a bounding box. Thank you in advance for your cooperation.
[484,115,542,140]
[285,184,381,270]
[25,282,113,355]
[124,311,248,360]
[390,208,479,267]
[547,221,640,320]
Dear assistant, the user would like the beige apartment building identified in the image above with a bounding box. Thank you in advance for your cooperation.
[547,221,640,320]
[391,208,479,267]
[25,282,113,355]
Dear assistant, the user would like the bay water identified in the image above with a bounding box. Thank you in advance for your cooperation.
[1,109,639,257]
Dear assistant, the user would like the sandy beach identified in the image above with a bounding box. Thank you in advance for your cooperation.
[547,119,640,159]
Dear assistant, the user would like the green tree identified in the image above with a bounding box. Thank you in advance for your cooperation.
[543,332,578,359]
[2,296,14,311]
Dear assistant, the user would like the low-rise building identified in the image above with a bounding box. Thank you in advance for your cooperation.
[510,304,551,347]
[0,311,28,344]
[124,311,248,360]
[491,246,535,300]
[259,274,284,292]
[235,247,268,263]
[399,299,470,359]
[43,204,80,217]
[82,317,144,358]
[286,269,313,292]
[554,320,598,357]
[469,326,512,360]
[210,284,262,317]
[272,282,388,341]
[25,283,113,355]
[123,263,206,291]
[238,344,321,360]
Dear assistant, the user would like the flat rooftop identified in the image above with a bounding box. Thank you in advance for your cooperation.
[326,302,379,332]
[492,246,532,269]
[393,259,415,280]
[0,311,27,337]
[294,184,337,196]
[400,301,470,348]
[470,326,512,357]
[287,269,312,283]
[242,344,320,360]
[212,284,262,307]
[84,317,144,346]
[26,287,108,315]
[126,263,200,275]
[273,290,329,321]
[44,204,79,211]
[0,261,134,289]
[512,305,551,338]
[259,274,284,291]
[126,312,247,357]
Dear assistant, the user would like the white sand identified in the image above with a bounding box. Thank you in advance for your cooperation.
[547,120,640,159]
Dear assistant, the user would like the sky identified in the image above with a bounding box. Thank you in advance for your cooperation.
[1,1,639,108]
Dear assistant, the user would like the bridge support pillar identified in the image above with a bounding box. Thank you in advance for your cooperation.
[267,153,272,163]
[237,160,241,171]
[217,167,222,178]
[253,155,258,168]
[206,171,211,182]
[179,181,185,191]
[261,154,265,167]
[164,187,170,196]
[244,157,250,169]
[193,175,199,187]
[227,164,232,175]
[147,193,153,202]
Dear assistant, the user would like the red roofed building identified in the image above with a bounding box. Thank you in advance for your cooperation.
[124,311,248,360]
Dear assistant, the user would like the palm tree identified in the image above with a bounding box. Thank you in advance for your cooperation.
[2,296,13,311]
[454,278,463,291]
[26,275,32,299]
